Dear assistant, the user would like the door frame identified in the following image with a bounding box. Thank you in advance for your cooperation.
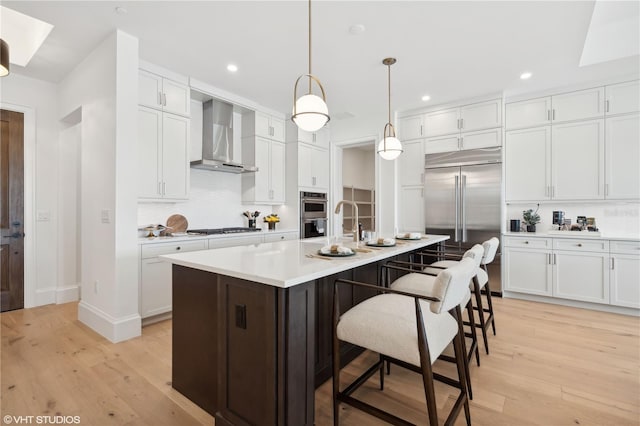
[1,102,36,309]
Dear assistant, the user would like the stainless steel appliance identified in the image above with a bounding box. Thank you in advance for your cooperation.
[424,147,502,294]
[300,191,327,238]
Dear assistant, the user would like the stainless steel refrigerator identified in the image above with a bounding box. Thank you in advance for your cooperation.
[424,147,502,293]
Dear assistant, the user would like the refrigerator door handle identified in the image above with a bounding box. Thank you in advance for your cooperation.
[461,174,467,242]
[454,175,460,242]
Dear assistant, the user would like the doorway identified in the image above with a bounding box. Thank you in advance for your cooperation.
[1,109,25,312]
[341,143,376,235]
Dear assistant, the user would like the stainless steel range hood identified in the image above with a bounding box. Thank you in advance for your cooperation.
[190,99,257,174]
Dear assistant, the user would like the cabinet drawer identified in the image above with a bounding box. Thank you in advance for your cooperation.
[209,235,263,249]
[141,239,207,259]
[552,239,609,252]
[503,236,551,249]
[264,232,298,243]
[610,240,640,254]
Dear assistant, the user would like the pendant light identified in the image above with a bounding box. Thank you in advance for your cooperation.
[292,0,329,132]
[377,58,403,160]
[0,39,9,77]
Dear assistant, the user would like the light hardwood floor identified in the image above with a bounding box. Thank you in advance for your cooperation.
[1,297,638,425]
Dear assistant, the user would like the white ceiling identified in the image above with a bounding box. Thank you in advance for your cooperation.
[4,1,640,123]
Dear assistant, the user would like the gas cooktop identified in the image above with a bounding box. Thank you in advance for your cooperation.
[188,227,262,235]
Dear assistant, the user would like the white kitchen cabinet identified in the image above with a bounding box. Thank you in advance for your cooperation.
[138,106,190,200]
[398,140,425,186]
[506,96,552,130]
[298,128,330,149]
[425,107,460,137]
[552,250,610,304]
[244,111,286,143]
[209,234,263,249]
[398,115,424,141]
[505,126,551,201]
[551,119,604,200]
[551,87,604,123]
[610,240,640,308]
[398,186,424,233]
[503,247,553,296]
[298,143,329,190]
[138,70,190,117]
[242,137,286,204]
[424,134,459,154]
[264,231,299,243]
[459,99,502,132]
[460,128,502,151]
[605,80,639,116]
[424,99,502,144]
[139,239,207,319]
[605,113,640,199]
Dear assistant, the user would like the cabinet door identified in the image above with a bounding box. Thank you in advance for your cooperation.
[553,251,609,304]
[270,116,286,142]
[425,108,460,137]
[138,107,162,199]
[610,254,640,308]
[298,144,313,188]
[505,97,551,130]
[264,232,298,243]
[606,80,640,116]
[552,87,604,123]
[460,128,502,151]
[210,235,263,248]
[505,126,551,201]
[254,137,271,202]
[139,70,163,110]
[397,140,425,186]
[270,141,286,202]
[312,147,330,190]
[398,186,424,233]
[398,115,424,141]
[460,99,502,132]
[424,134,459,154]
[162,79,191,117]
[551,119,604,200]
[140,258,172,318]
[313,129,330,149]
[605,113,640,199]
[255,112,272,139]
[162,114,190,200]
[503,248,552,296]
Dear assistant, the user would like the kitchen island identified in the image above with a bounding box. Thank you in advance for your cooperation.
[161,235,448,425]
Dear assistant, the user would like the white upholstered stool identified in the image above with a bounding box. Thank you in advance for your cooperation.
[332,257,477,426]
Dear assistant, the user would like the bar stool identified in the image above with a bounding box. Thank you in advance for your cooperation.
[332,258,477,426]
[422,237,500,354]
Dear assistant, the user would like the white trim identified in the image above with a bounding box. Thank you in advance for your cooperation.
[139,59,189,86]
[78,301,142,343]
[56,285,80,304]
[1,102,36,309]
[34,287,55,306]
[503,291,640,317]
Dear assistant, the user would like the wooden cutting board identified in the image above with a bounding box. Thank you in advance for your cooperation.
[166,214,188,234]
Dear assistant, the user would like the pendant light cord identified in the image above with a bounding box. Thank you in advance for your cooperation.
[308,0,312,94]
[387,63,391,126]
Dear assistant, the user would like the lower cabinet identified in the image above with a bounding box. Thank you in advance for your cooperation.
[610,241,640,308]
[552,250,609,304]
[398,186,424,232]
[264,230,298,243]
[503,247,552,296]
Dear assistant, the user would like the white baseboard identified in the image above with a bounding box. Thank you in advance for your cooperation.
[78,301,141,343]
[34,287,56,306]
[56,285,79,304]
[503,291,640,317]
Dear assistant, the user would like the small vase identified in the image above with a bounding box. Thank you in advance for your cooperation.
[526,224,536,232]
[268,222,276,230]
[248,219,256,229]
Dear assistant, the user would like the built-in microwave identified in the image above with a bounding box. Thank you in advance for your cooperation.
[300,192,327,238]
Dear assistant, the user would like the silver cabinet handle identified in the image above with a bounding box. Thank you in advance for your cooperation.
[605,184,609,197]
[605,100,610,113]
[552,109,556,120]
[454,175,460,242]
[158,92,162,106]
[420,124,423,136]
[162,93,167,106]
[461,174,467,242]
[457,118,461,129]
[457,137,461,150]
[312,176,316,186]
[611,257,615,270]
[162,182,166,195]
[158,182,161,195]
[548,253,551,264]
[553,253,556,265]
[547,110,550,121]
[460,137,464,150]
[460,118,464,129]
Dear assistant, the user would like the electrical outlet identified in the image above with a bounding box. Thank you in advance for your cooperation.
[94,280,99,294]
[101,210,110,224]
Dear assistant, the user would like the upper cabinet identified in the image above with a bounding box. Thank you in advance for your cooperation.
[244,111,285,143]
[605,113,640,200]
[241,137,285,204]
[138,70,190,117]
[505,97,552,130]
[298,128,330,149]
[397,140,425,187]
[424,99,502,137]
[424,107,460,137]
[605,80,640,116]
[397,115,424,141]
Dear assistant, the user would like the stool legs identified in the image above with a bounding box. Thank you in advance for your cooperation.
[465,298,481,367]
[472,276,490,355]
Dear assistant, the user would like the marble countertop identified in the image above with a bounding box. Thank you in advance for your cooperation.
[160,234,449,288]
[502,231,640,242]
[138,228,299,245]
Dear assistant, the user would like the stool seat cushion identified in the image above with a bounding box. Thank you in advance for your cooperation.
[337,294,458,366]
[390,273,472,307]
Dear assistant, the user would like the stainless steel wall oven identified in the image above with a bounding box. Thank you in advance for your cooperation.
[300,191,327,238]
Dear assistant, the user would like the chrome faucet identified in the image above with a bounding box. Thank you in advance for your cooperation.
[335,200,359,242]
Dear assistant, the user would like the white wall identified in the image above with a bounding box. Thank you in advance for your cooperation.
[0,73,60,307]
[58,30,141,342]
[342,147,375,190]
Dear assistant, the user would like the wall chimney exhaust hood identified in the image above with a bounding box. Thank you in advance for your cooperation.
[190,99,257,174]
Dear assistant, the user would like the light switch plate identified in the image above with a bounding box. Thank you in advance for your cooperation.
[37,210,50,222]
[101,210,111,224]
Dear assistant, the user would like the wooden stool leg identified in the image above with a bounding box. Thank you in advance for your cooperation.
[466,299,480,367]
[454,306,473,401]
[379,354,385,390]
[332,284,341,426]
[416,300,438,426]
[485,282,497,335]
[473,276,490,355]
[454,306,471,426]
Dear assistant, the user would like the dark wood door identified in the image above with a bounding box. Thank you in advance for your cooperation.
[0,109,24,312]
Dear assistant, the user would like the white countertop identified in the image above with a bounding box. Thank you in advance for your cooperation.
[502,231,640,242]
[160,234,449,288]
[138,228,299,245]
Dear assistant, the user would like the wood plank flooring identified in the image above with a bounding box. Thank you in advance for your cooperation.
[1,297,638,425]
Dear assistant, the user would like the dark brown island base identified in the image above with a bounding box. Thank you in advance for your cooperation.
[163,236,448,425]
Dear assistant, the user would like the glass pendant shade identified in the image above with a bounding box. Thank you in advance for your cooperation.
[0,39,9,77]
[293,93,329,132]
[377,136,403,160]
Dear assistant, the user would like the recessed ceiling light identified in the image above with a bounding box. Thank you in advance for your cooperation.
[227,64,238,73]
[114,6,127,15]
[421,95,431,102]
[520,72,532,80]
[349,24,366,35]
